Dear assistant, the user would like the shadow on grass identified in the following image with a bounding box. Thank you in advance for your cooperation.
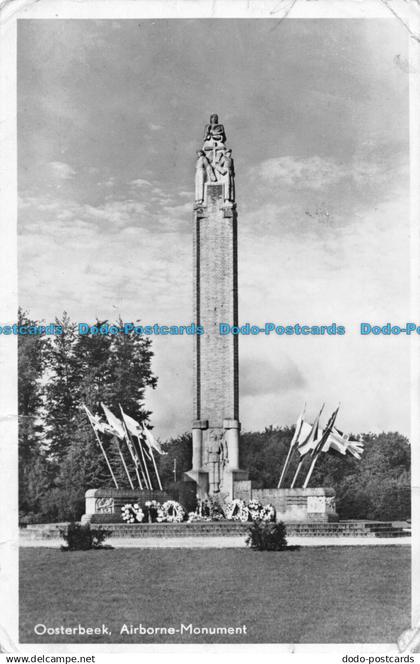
[60,544,115,551]
[247,545,301,552]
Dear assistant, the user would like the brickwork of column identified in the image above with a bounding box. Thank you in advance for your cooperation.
[193,183,238,428]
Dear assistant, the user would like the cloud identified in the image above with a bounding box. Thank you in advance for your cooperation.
[249,154,407,194]
[149,123,163,131]
[48,161,76,180]
[251,156,344,191]
[130,178,152,188]
[241,356,305,397]
[18,173,410,441]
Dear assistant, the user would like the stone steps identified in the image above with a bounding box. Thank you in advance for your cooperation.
[20,520,411,540]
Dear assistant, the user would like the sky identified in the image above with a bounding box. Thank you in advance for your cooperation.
[17,18,411,440]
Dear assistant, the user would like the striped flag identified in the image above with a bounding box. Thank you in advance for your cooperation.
[322,427,364,459]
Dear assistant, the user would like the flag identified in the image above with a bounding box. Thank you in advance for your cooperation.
[313,406,340,457]
[120,406,166,455]
[277,404,306,488]
[297,406,324,457]
[289,405,306,449]
[143,426,166,455]
[120,408,143,438]
[322,427,348,454]
[322,427,364,459]
[82,404,114,436]
[101,403,125,440]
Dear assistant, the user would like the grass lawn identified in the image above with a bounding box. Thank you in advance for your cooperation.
[20,546,410,644]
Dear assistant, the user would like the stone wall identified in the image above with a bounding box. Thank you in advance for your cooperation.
[233,481,338,522]
[82,488,170,524]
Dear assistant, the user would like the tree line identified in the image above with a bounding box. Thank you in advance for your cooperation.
[19,309,157,522]
[19,310,411,522]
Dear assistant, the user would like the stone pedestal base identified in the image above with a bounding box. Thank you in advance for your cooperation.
[81,488,169,524]
[233,482,338,522]
[187,418,247,500]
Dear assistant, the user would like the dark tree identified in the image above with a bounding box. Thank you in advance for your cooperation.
[18,308,52,518]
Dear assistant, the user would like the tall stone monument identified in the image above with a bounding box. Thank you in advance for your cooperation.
[186,114,248,499]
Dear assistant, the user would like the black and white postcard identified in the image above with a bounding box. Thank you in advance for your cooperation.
[0,0,419,660]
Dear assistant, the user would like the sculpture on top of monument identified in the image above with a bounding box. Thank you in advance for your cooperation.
[203,113,226,143]
[215,148,235,203]
[195,150,216,204]
[195,113,235,204]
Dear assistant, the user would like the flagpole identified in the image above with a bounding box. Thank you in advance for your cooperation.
[133,434,151,489]
[290,403,325,488]
[144,427,163,490]
[138,433,153,489]
[277,446,294,488]
[303,406,340,489]
[113,436,135,490]
[290,458,304,488]
[277,420,303,489]
[150,447,163,491]
[118,405,144,490]
[93,427,120,489]
[278,406,305,488]
[302,453,320,489]
[83,406,119,489]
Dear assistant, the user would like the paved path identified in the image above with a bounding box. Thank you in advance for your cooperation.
[19,535,411,548]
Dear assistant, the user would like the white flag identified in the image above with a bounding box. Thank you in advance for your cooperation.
[297,407,324,457]
[120,408,143,438]
[120,407,166,455]
[83,404,114,436]
[143,426,166,455]
[101,403,125,440]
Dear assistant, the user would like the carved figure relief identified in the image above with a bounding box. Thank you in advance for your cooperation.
[195,150,216,203]
[198,114,235,203]
[95,497,114,514]
[206,429,228,494]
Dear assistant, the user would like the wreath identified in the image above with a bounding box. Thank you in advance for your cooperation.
[260,503,276,522]
[224,499,249,522]
[159,500,185,523]
[121,503,144,523]
[247,499,263,521]
[144,500,161,523]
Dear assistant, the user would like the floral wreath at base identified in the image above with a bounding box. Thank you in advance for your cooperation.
[224,499,249,522]
[144,500,161,523]
[158,500,185,523]
[259,504,276,522]
[121,503,144,523]
[188,512,211,523]
[247,499,263,521]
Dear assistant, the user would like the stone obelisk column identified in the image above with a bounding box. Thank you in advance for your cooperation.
[186,114,247,499]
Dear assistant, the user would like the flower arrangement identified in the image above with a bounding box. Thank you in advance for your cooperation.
[224,499,249,522]
[187,511,210,522]
[159,500,185,523]
[260,503,276,522]
[247,499,263,521]
[144,500,160,523]
[118,497,275,525]
[196,499,211,518]
[121,503,144,523]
